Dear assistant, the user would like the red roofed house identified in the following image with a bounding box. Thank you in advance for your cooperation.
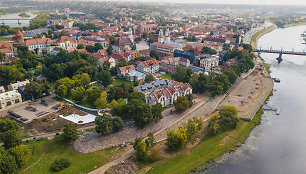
[0,41,14,58]
[136,59,159,74]
[55,36,78,52]
[144,79,192,107]
[110,51,132,63]
[117,65,135,77]
[24,38,51,54]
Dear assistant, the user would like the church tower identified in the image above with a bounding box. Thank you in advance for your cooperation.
[158,29,164,43]
[128,28,134,43]
[13,29,24,44]
[165,28,170,42]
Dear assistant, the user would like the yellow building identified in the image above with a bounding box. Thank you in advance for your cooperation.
[130,50,141,60]
[0,91,22,109]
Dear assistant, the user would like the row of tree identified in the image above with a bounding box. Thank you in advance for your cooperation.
[0,119,31,173]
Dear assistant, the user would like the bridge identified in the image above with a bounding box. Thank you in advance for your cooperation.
[253,49,306,63]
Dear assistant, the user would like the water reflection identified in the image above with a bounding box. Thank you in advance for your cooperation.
[0,11,37,27]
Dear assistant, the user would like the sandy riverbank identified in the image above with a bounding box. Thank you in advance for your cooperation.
[219,56,274,121]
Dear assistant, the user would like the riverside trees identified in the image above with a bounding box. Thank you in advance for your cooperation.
[208,106,239,134]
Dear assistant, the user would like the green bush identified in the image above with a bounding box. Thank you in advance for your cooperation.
[51,158,71,172]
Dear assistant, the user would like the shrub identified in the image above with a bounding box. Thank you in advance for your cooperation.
[51,158,71,172]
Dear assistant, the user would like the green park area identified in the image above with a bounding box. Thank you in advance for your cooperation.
[157,73,172,80]
[146,109,263,174]
[112,78,131,86]
[21,136,121,174]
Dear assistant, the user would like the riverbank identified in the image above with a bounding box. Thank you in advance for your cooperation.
[144,57,274,173]
[251,24,277,49]
[146,108,265,174]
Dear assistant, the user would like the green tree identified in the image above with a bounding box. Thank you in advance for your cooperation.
[102,61,111,71]
[0,150,18,173]
[219,106,239,130]
[111,116,124,132]
[106,45,113,56]
[149,50,159,59]
[24,81,42,100]
[72,73,91,87]
[152,103,163,123]
[174,96,189,112]
[173,66,191,83]
[224,69,238,84]
[96,70,112,87]
[86,45,95,53]
[55,84,68,98]
[118,58,127,67]
[165,127,187,150]
[109,36,117,45]
[2,130,21,149]
[133,138,147,160]
[95,114,113,135]
[125,99,152,128]
[77,44,85,49]
[145,132,155,147]
[9,145,31,168]
[51,158,71,172]
[94,91,108,109]
[86,87,101,104]
[144,74,154,83]
[93,43,103,52]
[0,119,19,133]
[62,123,78,141]
[71,86,86,102]
[127,92,146,103]
[208,115,220,134]
[201,46,217,55]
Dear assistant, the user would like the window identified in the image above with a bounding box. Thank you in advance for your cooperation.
[15,99,19,103]
[6,101,11,106]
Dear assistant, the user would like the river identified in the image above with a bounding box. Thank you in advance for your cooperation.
[0,11,37,27]
[204,25,306,174]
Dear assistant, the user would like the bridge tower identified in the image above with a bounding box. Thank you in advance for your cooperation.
[276,53,283,63]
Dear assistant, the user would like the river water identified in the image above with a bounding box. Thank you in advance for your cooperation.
[0,12,37,27]
[205,25,306,174]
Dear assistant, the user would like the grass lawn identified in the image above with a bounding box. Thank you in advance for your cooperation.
[146,110,263,174]
[251,25,276,48]
[21,136,121,174]
[0,37,11,41]
[157,73,172,80]
[112,78,131,86]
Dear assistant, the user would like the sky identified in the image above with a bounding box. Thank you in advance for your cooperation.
[116,0,306,6]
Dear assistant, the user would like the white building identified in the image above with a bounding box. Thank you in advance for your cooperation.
[136,59,160,74]
[199,55,220,70]
[24,38,51,54]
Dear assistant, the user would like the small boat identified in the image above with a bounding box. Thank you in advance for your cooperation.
[273,78,281,83]
[276,108,281,115]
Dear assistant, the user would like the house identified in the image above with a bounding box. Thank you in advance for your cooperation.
[113,38,133,53]
[12,29,24,44]
[136,59,159,74]
[0,91,22,109]
[140,79,192,107]
[117,65,135,77]
[97,56,116,68]
[111,52,132,63]
[126,70,146,83]
[25,38,51,54]
[174,50,195,63]
[8,80,30,91]
[55,36,78,52]
[0,41,14,58]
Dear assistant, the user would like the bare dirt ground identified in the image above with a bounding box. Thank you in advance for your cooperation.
[219,57,273,120]
[21,103,94,136]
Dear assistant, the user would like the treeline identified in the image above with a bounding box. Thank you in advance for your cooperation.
[174,50,255,97]
[73,23,101,31]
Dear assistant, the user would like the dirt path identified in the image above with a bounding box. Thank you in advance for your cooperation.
[21,153,45,173]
